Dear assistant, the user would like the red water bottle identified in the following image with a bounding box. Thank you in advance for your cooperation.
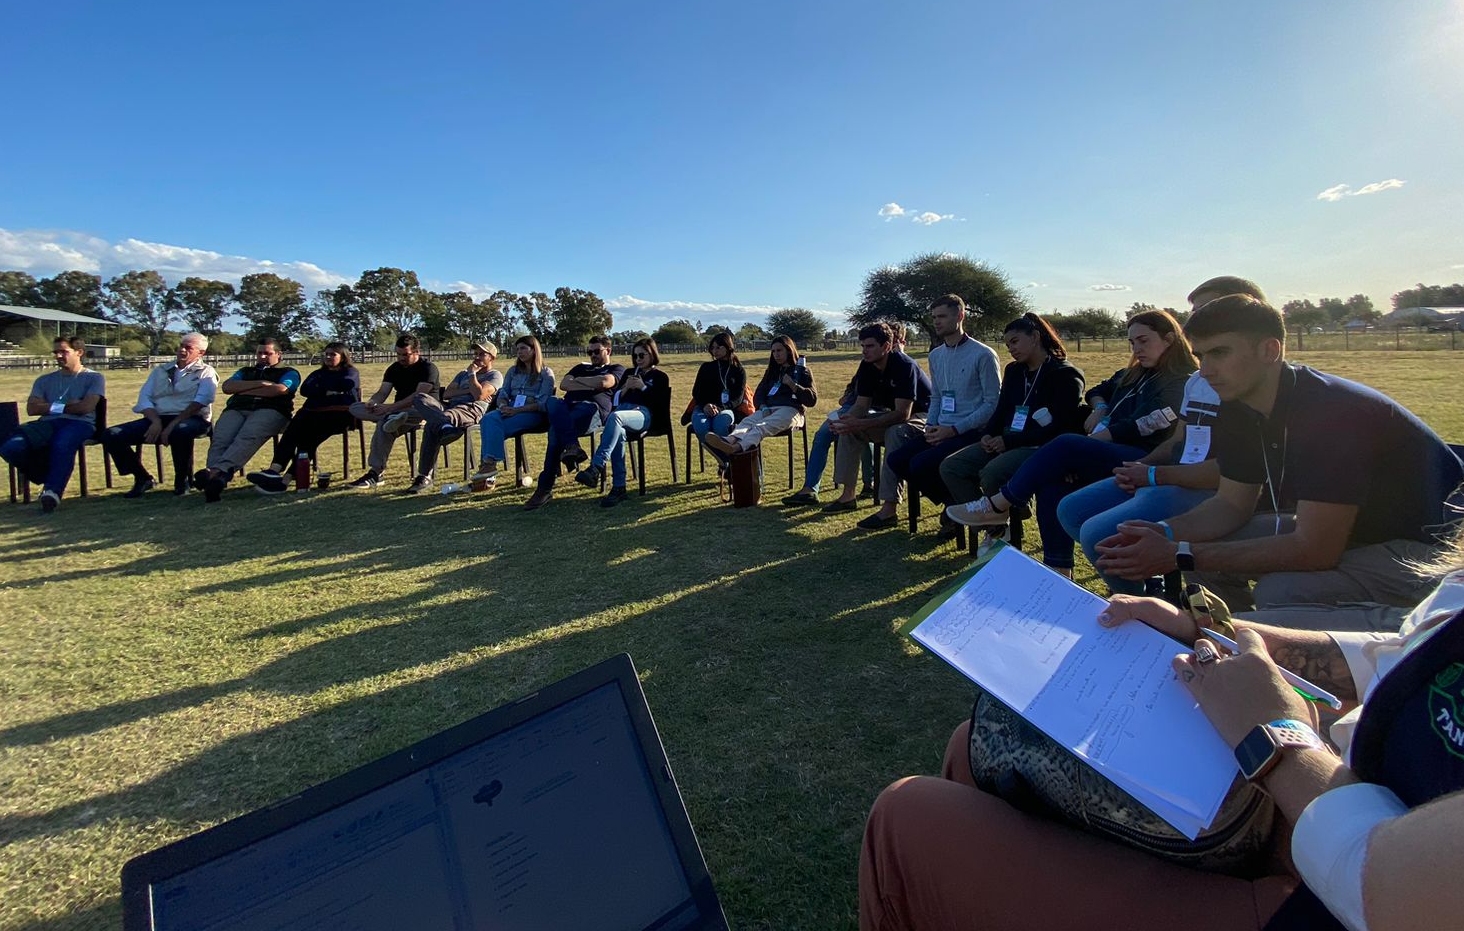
[293,453,310,491]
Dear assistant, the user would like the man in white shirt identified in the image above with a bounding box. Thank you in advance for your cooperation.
[102,332,219,498]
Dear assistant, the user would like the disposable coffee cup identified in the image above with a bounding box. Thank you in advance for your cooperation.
[316,472,333,489]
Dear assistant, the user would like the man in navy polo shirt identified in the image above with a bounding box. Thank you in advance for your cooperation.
[824,322,932,530]
[1095,294,1463,615]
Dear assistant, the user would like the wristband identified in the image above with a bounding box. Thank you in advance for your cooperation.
[1157,520,1174,541]
[1093,401,1109,412]
[1292,783,1406,931]
[1147,465,1157,487]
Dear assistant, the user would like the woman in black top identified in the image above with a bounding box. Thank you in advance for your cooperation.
[247,342,362,494]
[576,337,672,507]
[702,335,817,457]
[685,332,749,449]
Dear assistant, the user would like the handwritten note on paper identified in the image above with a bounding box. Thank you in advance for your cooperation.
[905,545,1236,837]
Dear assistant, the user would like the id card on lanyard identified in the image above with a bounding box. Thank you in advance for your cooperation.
[1010,406,1030,432]
[1180,424,1212,464]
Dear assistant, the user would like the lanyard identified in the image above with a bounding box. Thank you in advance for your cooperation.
[1020,359,1045,407]
[1259,425,1288,535]
[1108,369,1155,416]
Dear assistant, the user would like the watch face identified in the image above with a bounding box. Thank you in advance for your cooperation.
[1234,726,1281,781]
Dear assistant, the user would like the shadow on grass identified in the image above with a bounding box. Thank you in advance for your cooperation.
[3,483,977,931]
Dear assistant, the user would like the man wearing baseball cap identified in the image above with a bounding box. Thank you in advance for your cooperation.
[405,341,502,493]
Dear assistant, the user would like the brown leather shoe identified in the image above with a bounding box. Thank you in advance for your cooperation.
[523,487,553,511]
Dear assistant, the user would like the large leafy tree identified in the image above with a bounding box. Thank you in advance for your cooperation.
[168,277,236,336]
[36,270,104,318]
[237,273,314,347]
[499,291,556,342]
[765,308,826,347]
[314,285,372,349]
[1281,299,1327,332]
[551,287,611,346]
[0,270,41,306]
[352,267,432,336]
[1046,308,1126,338]
[1392,282,1464,311]
[651,319,699,346]
[416,292,457,350]
[437,291,516,349]
[849,252,1032,345]
[735,322,770,344]
[102,269,174,353]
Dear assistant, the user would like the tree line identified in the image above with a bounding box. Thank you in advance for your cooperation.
[0,267,612,355]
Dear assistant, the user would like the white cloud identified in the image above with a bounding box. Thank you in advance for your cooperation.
[912,212,956,225]
[0,227,350,290]
[1316,179,1406,202]
[1089,283,1130,292]
[878,203,906,220]
[1025,281,1047,289]
[605,294,843,334]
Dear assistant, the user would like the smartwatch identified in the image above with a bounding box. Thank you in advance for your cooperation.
[1234,719,1326,782]
[1175,541,1195,572]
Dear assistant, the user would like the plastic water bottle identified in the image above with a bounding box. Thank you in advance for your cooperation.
[440,482,468,495]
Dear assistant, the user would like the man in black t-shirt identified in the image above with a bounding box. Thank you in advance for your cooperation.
[346,334,441,489]
[1096,295,1463,614]
[524,335,625,510]
[825,322,932,530]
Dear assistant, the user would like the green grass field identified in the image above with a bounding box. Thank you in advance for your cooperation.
[1,348,1460,931]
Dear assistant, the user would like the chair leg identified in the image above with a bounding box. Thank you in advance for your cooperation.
[78,447,89,497]
[684,426,693,485]
[636,437,646,496]
[153,444,164,481]
[8,464,17,504]
[667,431,677,485]
[785,431,794,490]
[907,481,919,534]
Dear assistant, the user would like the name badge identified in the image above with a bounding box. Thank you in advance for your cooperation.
[1010,405,1029,432]
[768,384,779,395]
[513,394,526,408]
[49,401,66,415]
[1094,417,1110,434]
[940,390,956,414]
[612,390,622,407]
[1180,423,1212,464]
[720,391,730,405]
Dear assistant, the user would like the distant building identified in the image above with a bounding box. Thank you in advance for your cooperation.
[1382,306,1464,329]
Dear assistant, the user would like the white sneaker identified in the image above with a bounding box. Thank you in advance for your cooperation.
[945,497,1012,527]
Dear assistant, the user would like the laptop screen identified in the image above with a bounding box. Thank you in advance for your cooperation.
[124,657,724,931]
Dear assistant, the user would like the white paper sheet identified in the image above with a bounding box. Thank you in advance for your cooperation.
[906,546,1237,837]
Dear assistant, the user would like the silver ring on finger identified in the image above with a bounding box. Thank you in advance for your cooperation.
[1194,641,1219,665]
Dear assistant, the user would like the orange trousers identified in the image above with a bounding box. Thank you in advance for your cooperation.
[858,722,1298,931]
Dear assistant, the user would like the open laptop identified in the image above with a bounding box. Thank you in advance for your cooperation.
[121,654,728,931]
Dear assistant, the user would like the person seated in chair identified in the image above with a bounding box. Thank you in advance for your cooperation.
[882,295,1003,535]
[686,332,750,475]
[523,335,625,511]
[0,335,105,514]
[576,337,671,507]
[406,341,501,494]
[1095,294,1464,613]
[345,333,440,489]
[195,337,301,503]
[820,322,932,531]
[474,335,556,487]
[247,343,362,494]
[104,331,219,498]
[701,335,817,460]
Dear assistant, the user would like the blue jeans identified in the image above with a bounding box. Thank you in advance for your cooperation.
[803,404,872,492]
[1057,478,1216,594]
[999,433,1149,570]
[479,409,548,462]
[0,418,94,496]
[537,398,603,491]
[691,408,734,441]
[593,405,649,488]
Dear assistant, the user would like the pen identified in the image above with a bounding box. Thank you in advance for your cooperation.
[1201,628,1344,710]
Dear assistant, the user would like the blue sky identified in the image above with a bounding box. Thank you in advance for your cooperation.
[3,0,1461,333]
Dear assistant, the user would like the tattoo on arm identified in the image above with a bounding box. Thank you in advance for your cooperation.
[1266,634,1359,701]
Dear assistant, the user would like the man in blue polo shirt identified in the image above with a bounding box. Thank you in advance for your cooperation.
[824,322,932,530]
[1095,294,1463,615]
